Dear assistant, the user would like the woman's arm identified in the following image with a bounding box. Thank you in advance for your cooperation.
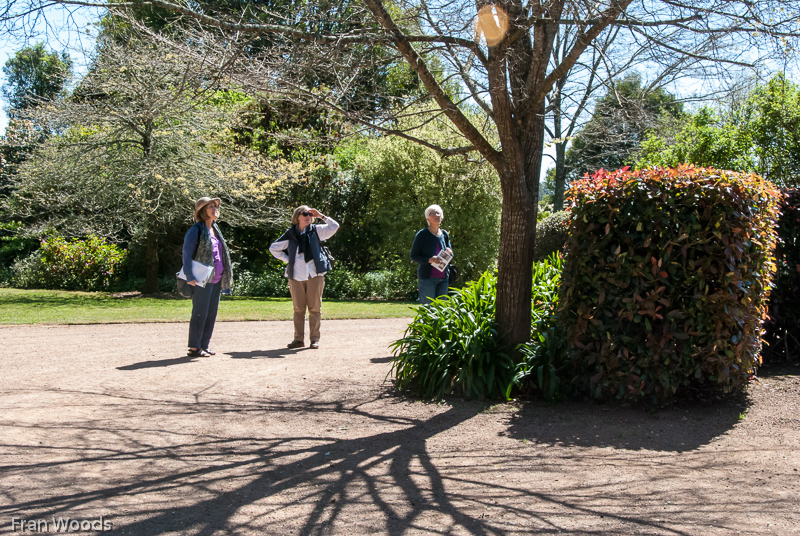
[410,231,431,265]
[269,238,290,263]
[444,230,453,256]
[181,224,200,283]
[315,215,340,241]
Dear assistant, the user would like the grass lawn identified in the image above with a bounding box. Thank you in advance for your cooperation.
[0,288,418,325]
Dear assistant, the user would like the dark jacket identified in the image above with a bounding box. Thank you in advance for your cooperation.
[276,224,331,280]
[182,222,233,293]
[410,228,452,279]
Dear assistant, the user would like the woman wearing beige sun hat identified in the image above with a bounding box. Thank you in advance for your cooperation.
[182,196,232,357]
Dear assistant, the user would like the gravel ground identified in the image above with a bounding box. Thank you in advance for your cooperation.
[1,318,798,535]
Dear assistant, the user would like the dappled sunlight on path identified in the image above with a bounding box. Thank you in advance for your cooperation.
[1,320,798,535]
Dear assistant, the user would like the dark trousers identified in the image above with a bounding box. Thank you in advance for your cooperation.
[188,281,221,350]
[418,277,449,304]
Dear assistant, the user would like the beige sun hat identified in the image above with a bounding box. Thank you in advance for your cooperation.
[193,197,221,222]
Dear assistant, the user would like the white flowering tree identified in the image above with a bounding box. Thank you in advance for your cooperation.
[5,35,302,293]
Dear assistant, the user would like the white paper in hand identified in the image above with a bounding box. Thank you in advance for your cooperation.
[176,261,214,287]
[431,249,453,272]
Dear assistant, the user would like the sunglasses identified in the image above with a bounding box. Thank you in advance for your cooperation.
[300,211,313,217]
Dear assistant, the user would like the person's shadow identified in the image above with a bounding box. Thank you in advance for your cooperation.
[117,348,306,369]
[117,356,198,370]
[227,348,305,359]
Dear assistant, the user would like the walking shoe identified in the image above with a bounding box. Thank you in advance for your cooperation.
[287,340,305,349]
[310,341,319,349]
[202,349,216,355]
[188,348,211,357]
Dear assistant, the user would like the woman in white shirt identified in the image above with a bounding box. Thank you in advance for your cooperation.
[269,205,339,349]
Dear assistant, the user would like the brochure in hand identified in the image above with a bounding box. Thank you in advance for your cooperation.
[176,261,214,288]
[430,249,453,272]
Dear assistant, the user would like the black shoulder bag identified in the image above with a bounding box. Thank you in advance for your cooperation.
[176,226,201,298]
[444,231,460,287]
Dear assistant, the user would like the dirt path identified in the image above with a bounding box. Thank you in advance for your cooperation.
[1,318,798,535]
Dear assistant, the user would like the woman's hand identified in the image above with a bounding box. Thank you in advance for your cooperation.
[445,247,453,255]
[309,208,325,219]
[187,280,197,286]
[428,257,437,264]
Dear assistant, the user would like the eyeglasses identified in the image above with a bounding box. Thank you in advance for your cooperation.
[300,211,312,217]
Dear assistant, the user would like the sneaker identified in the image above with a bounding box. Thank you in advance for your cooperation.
[188,348,211,357]
[310,341,319,349]
[287,340,305,349]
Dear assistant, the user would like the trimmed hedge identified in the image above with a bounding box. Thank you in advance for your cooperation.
[534,211,570,262]
[559,166,781,404]
[763,188,800,362]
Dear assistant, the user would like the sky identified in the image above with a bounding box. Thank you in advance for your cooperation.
[1,3,796,181]
[0,5,102,135]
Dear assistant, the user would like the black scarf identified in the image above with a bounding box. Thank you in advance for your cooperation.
[297,229,314,263]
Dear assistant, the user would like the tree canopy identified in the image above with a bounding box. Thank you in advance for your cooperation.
[4,36,302,293]
[563,73,683,185]
[2,42,72,113]
[636,73,800,188]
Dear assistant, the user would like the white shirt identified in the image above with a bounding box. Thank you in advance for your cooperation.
[269,217,340,281]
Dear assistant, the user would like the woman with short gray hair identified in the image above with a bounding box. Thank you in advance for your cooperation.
[410,204,454,304]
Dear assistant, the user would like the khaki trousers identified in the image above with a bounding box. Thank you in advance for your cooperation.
[288,276,325,342]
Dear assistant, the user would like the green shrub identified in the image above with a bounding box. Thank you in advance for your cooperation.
[0,222,38,286]
[232,266,291,298]
[533,211,570,262]
[390,271,512,400]
[509,253,567,400]
[391,254,564,400]
[354,106,502,282]
[12,235,127,291]
[511,324,569,402]
[559,165,781,404]
[763,188,800,362]
[231,265,417,300]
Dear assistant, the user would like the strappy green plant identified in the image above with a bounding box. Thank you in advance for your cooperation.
[390,254,565,400]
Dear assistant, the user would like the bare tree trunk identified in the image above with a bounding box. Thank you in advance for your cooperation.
[494,103,545,347]
[142,218,159,294]
[553,141,567,210]
[496,168,536,346]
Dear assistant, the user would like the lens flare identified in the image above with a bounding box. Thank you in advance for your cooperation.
[475,5,509,47]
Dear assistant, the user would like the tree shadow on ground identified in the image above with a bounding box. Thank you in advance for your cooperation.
[0,389,724,536]
[505,394,747,452]
[757,362,800,378]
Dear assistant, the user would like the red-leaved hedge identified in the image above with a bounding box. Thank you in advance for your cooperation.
[559,165,781,404]
[763,188,800,362]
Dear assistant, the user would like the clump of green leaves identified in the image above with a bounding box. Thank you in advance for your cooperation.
[232,265,417,300]
[510,253,567,401]
[13,235,127,291]
[390,272,511,400]
[559,165,781,404]
[390,254,564,400]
